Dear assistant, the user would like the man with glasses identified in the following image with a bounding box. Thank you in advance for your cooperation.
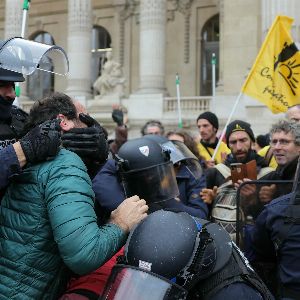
[257,120,300,203]
[258,105,300,169]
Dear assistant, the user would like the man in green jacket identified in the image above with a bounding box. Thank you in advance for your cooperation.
[0,92,148,300]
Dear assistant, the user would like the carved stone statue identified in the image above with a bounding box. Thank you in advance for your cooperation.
[93,52,125,99]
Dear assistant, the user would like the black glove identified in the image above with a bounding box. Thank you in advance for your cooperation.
[20,119,61,164]
[61,114,108,163]
[112,109,124,126]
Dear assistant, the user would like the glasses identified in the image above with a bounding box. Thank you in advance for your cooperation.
[270,139,295,147]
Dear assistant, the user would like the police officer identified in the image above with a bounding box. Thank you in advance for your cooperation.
[92,136,208,218]
[0,68,28,150]
[248,161,300,299]
[0,38,108,179]
[102,210,273,300]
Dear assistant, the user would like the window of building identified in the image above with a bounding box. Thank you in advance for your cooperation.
[91,25,112,90]
[27,32,55,101]
[200,14,220,96]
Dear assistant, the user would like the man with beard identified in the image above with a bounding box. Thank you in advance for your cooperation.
[200,120,273,242]
[196,111,230,168]
[201,120,272,195]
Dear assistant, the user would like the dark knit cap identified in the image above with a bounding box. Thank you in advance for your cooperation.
[225,120,255,145]
[197,111,219,130]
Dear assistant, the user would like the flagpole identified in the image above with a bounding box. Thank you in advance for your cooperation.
[14,0,31,106]
[211,53,216,111]
[176,73,183,128]
[211,92,242,161]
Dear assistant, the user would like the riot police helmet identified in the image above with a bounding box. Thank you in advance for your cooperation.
[124,210,233,290]
[115,137,179,203]
[0,68,25,83]
[0,40,25,83]
[144,134,203,179]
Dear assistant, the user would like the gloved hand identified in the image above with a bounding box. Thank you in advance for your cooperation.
[61,113,109,163]
[19,119,61,164]
[112,108,124,126]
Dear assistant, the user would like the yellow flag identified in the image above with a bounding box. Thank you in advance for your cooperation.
[241,16,300,113]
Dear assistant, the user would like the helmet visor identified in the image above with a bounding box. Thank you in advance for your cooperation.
[121,161,179,203]
[101,265,187,300]
[0,37,69,76]
[162,141,203,179]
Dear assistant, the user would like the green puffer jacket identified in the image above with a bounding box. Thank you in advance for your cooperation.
[0,149,126,300]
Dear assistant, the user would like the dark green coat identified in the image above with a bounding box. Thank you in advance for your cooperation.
[0,149,126,299]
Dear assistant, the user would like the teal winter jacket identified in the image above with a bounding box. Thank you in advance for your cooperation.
[0,149,126,300]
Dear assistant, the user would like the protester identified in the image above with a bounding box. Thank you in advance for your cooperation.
[196,111,230,168]
[141,119,165,135]
[201,120,272,194]
[253,134,270,152]
[60,101,109,178]
[256,105,300,169]
[199,120,273,240]
[286,104,300,123]
[0,92,148,299]
[166,129,205,163]
[102,210,274,300]
[257,120,300,203]
[108,104,128,155]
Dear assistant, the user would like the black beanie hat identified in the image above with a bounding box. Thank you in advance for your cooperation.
[197,111,219,130]
[225,120,255,145]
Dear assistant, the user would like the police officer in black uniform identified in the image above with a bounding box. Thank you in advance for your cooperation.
[93,136,208,218]
[0,68,28,150]
[102,210,274,300]
[249,159,300,299]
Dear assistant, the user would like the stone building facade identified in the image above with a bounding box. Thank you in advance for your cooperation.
[1,0,300,137]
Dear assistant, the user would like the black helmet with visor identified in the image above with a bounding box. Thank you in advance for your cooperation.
[115,137,179,204]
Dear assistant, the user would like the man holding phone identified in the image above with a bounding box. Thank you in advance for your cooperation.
[200,120,273,204]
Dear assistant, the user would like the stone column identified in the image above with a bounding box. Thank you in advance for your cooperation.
[4,0,22,39]
[262,0,300,42]
[138,0,167,93]
[66,0,92,105]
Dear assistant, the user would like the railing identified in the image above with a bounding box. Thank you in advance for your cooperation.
[163,96,212,114]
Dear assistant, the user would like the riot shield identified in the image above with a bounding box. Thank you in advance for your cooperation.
[236,179,293,249]
[101,265,187,300]
[0,37,69,76]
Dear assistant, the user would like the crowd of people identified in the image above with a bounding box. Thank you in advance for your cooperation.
[0,40,300,300]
